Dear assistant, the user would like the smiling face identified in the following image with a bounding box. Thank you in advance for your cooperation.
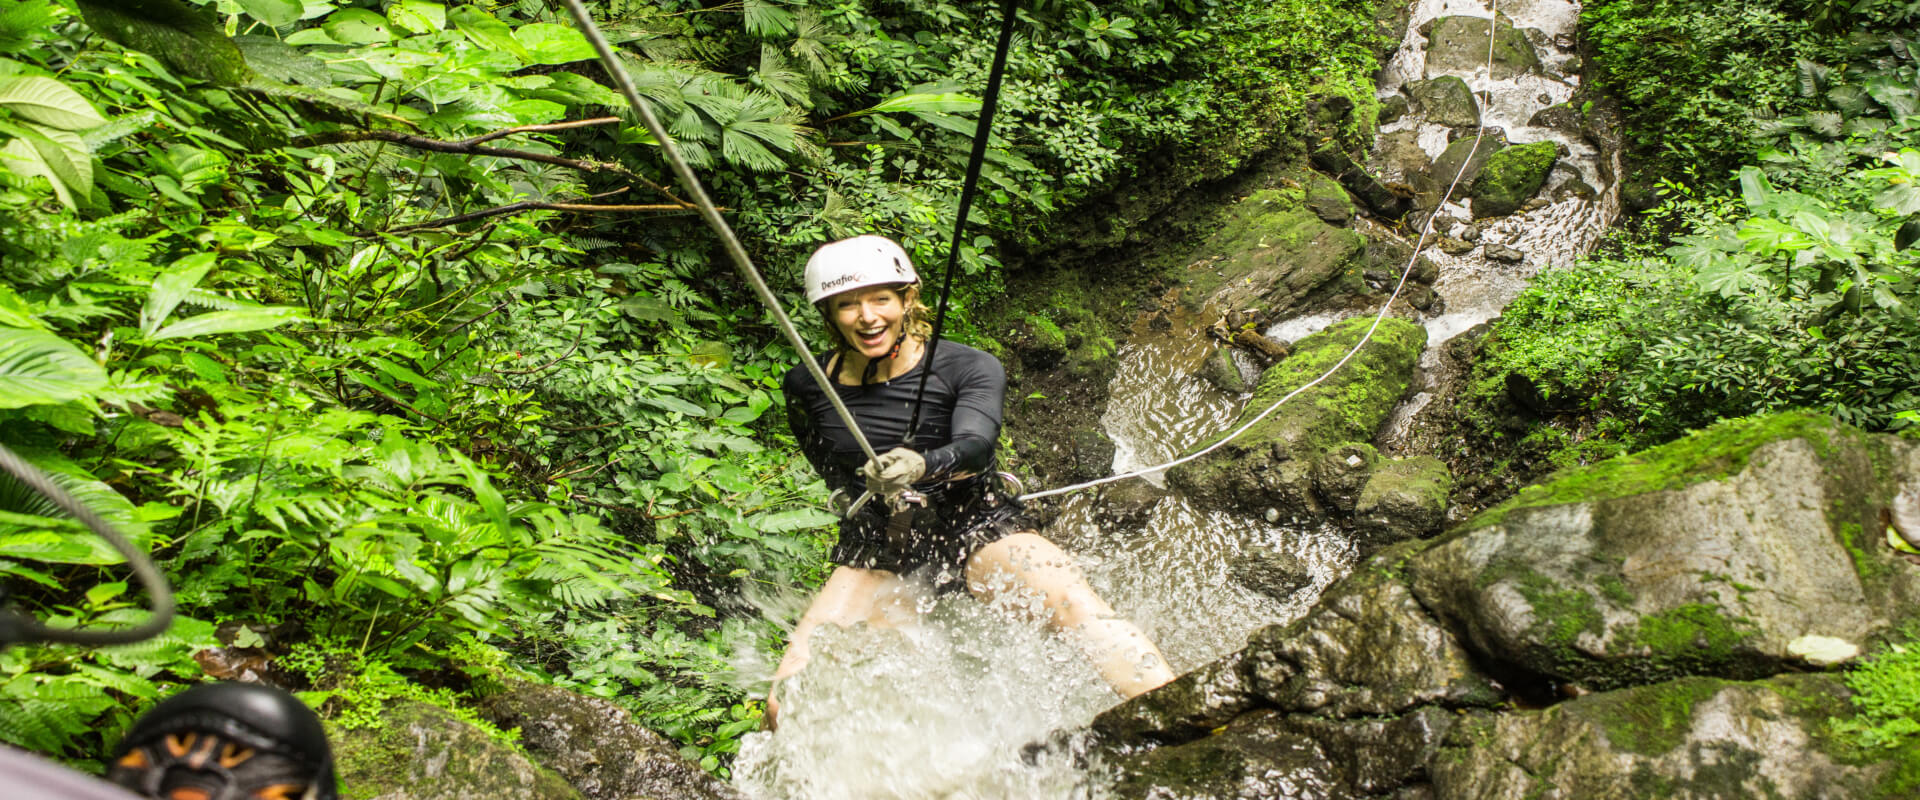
[828,284,911,360]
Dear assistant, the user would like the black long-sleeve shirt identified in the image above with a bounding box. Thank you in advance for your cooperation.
[782,341,1004,497]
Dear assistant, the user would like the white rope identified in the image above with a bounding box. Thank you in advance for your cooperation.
[1020,3,1503,502]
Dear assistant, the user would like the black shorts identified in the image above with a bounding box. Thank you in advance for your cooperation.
[830,475,1031,588]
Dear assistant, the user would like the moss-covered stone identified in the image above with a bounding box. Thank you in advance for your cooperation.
[1304,172,1357,225]
[331,700,582,800]
[1353,455,1452,546]
[1168,316,1425,514]
[1430,674,1904,798]
[1469,141,1558,219]
[1408,75,1480,128]
[1423,15,1541,80]
[1180,187,1368,315]
[478,680,742,800]
[1409,413,1920,691]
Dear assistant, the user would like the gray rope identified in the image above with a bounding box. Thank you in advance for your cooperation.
[0,442,174,647]
[1021,5,1505,501]
[556,0,878,466]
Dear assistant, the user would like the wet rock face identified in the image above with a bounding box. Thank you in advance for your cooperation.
[1109,710,1354,800]
[1167,316,1425,516]
[1431,675,1900,798]
[1408,414,1920,691]
[1470,141,1559,219]
[478,681,744,800]
[1416,134,1503,205]
[1422,16,1541,80]
[330,700,582,800]
[1407,76,1479,128]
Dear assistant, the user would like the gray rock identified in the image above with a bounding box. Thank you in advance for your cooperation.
[1094,479,1168,530]
[1528,103,1584,136]
[1404,283,1438,311]
[1230,544,1313,600]
[478,681,742,800]
[1407,414,1920,690]
[1286,707,1457,796]
[1109,710,1355,800]
[1470,141,1558,219]
[1313,443,1379,513]
[331,700,582,800]
[1431,674,1904,798]
[1314,146,1414,220]
[1436,236,1474,255]
[1247,561,1501,717]
[1409,76,1480,128]
[1423,16,1541,80]
[1484,243,1525,263]
[1306,172,1357,225]
[1354,456,1452,547]
[1374,129,1431,181]
[1553,178,1598,202]
[1379,94,1411,126]
[1093,652,1261,747]
[1070,428,1118,482]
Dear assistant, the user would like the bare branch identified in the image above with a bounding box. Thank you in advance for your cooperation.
[458,116,621,146]
[371,193,699,235]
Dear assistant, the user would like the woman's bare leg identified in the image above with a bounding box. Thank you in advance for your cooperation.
[766,566,915,729]
[966,532,1174,698]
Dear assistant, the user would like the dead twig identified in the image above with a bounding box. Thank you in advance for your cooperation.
[373,190,700,235]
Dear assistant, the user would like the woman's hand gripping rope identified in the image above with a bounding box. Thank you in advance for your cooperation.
[862,447,927,498]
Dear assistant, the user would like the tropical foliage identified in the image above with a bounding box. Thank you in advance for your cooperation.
[0,0,1385,777]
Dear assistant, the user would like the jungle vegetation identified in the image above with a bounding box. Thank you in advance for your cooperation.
[0,0,1383,776]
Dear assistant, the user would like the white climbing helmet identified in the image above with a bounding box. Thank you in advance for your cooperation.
[803,235,918,304]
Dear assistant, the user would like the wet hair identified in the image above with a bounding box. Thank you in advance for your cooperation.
[816,283,933,351]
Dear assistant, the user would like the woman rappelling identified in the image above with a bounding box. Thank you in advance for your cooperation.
[764,234,1175,728]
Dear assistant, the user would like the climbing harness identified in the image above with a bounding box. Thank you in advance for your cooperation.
[1017,3,1509,502]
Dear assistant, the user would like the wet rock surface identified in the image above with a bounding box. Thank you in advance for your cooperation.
[1179,186,1367,315]
[1353,455,1452,547]
[1470,141,1559,218]
[1422,15,1540,80]
[479,681,743,800]
[1408,76,1479,128]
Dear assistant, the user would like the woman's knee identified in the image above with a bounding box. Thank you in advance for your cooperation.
[967,532,1114,628]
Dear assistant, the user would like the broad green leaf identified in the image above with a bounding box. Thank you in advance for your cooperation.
[0,285,39,329]
[388,0,444,34]
[1875,183,1920,216]
[322,8,393,44]
[236,0,302,28]
[639,395,709,417]
[448,5,529,60]
[515,23,596,65]
[863,92,981,118]
[84,581,127,607]
[0,76,106,131]
[751,508,838,533]
[1737,166,1773,212]
[151,306,305,340]
[0,327,107,408]
[140,252,216,337]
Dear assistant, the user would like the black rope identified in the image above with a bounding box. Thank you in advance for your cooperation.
[905,0,1022,441]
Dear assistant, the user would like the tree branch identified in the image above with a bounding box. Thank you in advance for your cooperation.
[372,193,698,235]
[293,122,692,208]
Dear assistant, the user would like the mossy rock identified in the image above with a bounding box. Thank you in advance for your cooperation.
[1168,316,1425,515]
[1353,455,1452,547]
[1107,710,1344,800]
[478,680,743,800]
[1304,172,1357,225]
[1198,346,1253,394]
[1180,187,1367,315]
[331,700,582,800]
[1429,674,1909,798]
[1416,134,1503,202]
[1408,76,1480,128]
[1407,413,1920,691]
[1469,141,1558,219]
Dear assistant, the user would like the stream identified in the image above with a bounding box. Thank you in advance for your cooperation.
[731,0,1614,796]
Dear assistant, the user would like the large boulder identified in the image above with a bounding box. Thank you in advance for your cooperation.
[1353,455,1453,547]
[1095,553,1498,748]
[1430,674,1907,798]
[1408,413,1920,691]
[1181,188,1367,315]
[1423,15,1540,80]
[1414,134,1503,208]
[478,681,743,800]
[331,700,582,800]
[1168,316,1425,516]
[1108,710,1353,800]
[1470,141,1559,218]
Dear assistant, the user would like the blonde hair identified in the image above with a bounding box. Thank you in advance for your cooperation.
[816,283,933,352]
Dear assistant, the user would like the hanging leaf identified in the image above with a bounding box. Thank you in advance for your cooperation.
[74,0,256,86]
[448,5,530,61]
[0,327,107,409]
[150,306,305,340]
[140,252,217,338]
[322,8,393,44]
[235,0,301,28]
[387,0,445,35]
[515,23,596,65]
[0,76,106,131]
